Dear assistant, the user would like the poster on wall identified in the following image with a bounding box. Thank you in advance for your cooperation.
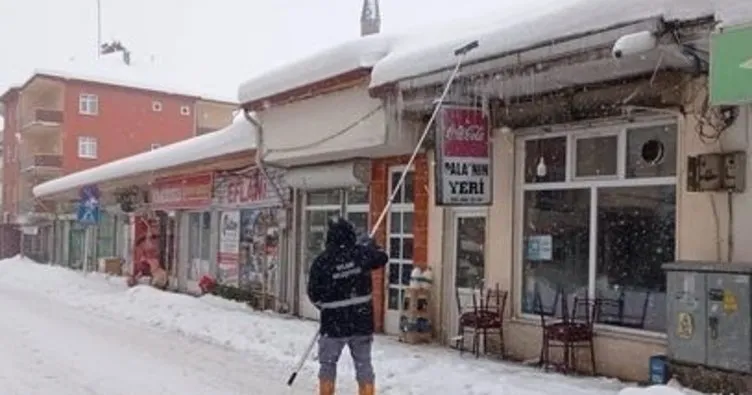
[435,105,493,206]
[527,235,553,261]
[218,210,241,284]
[133,215,161,270]
[239,208,281,295]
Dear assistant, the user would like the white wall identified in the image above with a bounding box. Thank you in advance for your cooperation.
[426,76,752,380]
[256,84,415,167]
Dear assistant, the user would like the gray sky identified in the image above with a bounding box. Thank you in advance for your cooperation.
[0,0,513,100]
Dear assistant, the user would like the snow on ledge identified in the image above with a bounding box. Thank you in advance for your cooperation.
[237,34,394,105]
[33,114,256,198]
[32,67,236,104]
[369,0,716,89]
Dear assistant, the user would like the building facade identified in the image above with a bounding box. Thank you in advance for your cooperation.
[367,7,746,382]
[0,73,235,226]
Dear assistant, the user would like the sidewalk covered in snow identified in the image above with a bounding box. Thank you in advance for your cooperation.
[0,257,702,395]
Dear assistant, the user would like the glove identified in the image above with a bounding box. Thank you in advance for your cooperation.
[357,235,377,248]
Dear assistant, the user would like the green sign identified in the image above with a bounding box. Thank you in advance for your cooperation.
[710,24,752,105]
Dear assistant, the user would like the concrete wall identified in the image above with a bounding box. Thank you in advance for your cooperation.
[426,76,752,381]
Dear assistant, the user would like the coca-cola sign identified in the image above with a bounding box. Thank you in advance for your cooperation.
[435,105,492,206]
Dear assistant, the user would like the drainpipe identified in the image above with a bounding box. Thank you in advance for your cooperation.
[241,109,288,209]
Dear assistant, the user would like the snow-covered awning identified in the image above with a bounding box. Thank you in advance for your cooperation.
[237,34,394,105]
[369,0,718,89]
[33,114,256,199]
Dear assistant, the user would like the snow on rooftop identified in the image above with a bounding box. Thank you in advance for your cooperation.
[14,54,236,103]
[370,0,717,88]
[33,114,255,198]
[237,34,395,105]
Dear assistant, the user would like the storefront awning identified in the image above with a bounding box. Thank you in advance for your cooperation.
[33,115,257,199]
[284,160,370,190]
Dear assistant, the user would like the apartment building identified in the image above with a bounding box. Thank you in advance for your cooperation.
[0,71,236,226]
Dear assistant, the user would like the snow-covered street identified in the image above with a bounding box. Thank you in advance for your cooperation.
[0,257,696,395]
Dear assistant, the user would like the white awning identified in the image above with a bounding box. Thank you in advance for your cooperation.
[33,115,257,198]
[284,160,370,190]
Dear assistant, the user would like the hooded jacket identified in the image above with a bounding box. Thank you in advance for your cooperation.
[307,217,388,338]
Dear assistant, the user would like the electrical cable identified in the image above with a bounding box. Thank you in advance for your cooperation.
[262,105,384,156]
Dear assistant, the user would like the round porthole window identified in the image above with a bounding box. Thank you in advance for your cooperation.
[641,139,665,165]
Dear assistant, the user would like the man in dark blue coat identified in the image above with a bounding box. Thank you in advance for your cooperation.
[307,216,388,395]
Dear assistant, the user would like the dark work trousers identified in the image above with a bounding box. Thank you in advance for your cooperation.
[318,335,375,384]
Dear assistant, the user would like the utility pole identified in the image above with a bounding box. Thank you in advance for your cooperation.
[96,0,102,58]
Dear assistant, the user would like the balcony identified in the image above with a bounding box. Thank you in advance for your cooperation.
[20,108,64,135]
[20,154,63,180]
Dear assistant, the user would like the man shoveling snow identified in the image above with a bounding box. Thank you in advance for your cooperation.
[307,217,388,395]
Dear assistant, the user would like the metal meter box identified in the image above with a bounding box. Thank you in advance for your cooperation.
[663,261,752,373]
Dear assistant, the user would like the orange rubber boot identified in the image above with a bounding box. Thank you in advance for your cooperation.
[358,382,375,395]
[319,379,335,395]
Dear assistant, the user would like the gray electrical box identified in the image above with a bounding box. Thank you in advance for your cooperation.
[663,261,752,373]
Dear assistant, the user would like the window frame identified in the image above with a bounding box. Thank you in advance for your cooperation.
[385,165,415,311]
[78,93,99,115]
[180,105,191,116]
[77,136,98,159]
[570,129,622,181]
[515,117,678,336]
[301,186,370,272]
[152,100,163,112]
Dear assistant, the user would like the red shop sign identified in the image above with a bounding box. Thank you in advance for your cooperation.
[214,168,287,208]
[150,173,213,209]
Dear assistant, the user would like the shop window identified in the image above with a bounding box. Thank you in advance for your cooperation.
[303,186,369,274]
[596,185,674,332]
[96,213,117,258]
[524,137,566,183]
[522,189,591,316]
[626,124,677,178]
[236,208,282,292]
[574,135,618,178]
[187,212,212,280]
[520,121,676,333]
[307,190,341,206]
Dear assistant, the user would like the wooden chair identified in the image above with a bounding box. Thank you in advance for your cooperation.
[454,287,483,358]
[539,293,600,375]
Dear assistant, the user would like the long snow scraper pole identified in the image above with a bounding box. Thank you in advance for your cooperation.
[286,39,479,387]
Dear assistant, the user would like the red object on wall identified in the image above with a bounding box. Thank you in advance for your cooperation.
[133,215,161,270]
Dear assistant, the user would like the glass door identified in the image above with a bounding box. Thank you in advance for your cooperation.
[449,210,487,346]
[68,223,86,270]
[383,167,415,335]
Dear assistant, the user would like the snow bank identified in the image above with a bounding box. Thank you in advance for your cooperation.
[0,257,631,395]
[617,380,704,395]
[237,34,394,105]
[369,0,716,89]
[32,114,256,198]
